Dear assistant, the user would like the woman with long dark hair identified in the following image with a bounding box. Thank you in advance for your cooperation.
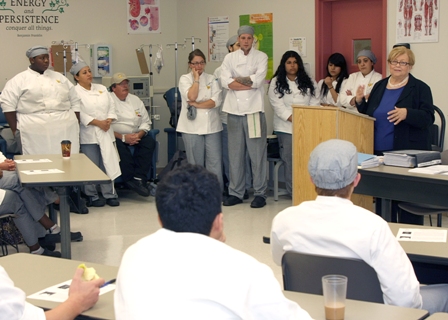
[318,53,349,106]
[268,50,319,196]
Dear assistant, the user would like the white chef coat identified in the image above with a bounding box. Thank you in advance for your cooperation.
[339,70,382,109]
[317,78,348,107]
[213,65,228,124]
[0,68,81,155]
[177,72,222,135]
[220,48,268,115]
[271,196,422,309]
[0,266,45,320]
[77,83,120,180]
[268,76,320,134]
[77,83,117,143]
[115,228,312,320]
[110,92,151,135]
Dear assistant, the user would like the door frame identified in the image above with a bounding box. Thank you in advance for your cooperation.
[315,0,387,79]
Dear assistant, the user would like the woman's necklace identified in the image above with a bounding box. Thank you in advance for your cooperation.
[388,76,408,88]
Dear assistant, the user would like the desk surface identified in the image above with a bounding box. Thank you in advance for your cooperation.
[389,223,448,265]
[15,153,110,187]
[427,313,448,319]
[1,253,431,320]
[284,291,428,320]
[0,253,116,319]
[356,165,448,207]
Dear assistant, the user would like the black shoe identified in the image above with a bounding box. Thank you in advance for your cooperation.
[38,238,56,251]
[53,202,89,214]
[223,195,243,206]
[106,198,120,206]
[44,231,83,243]
[125,180,150,197]
[41,248,62,258]
[86,197,106,207]
[250,196,266,208]
[243,190,249,200]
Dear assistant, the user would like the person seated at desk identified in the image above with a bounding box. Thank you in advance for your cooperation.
[109,72,155,198]
[270,139,448,315]
[114,164,312,319]
[0,265,104,319]
[0,151,82,249]
[0,187,61,257]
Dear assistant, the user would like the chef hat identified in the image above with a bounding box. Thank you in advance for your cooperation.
[26,46,49,58]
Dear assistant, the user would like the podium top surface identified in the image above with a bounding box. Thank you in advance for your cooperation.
[292,105,376,121]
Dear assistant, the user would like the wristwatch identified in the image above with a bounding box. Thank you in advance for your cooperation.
[122,134,126,143]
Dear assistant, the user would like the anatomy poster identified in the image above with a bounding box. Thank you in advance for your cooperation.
[208,16,229,62]
[396,0,439,43]
[127,0,161,34]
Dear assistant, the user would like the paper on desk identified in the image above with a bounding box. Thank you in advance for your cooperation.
[409,165,448,175]
[396,228,447,242]
[21,169,64,175]
[15,159,52,163]
[27,279,115,303]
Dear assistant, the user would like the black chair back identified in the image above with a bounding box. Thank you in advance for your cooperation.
[163,87,182,128]
[282,251,383,303]
[431,106,445,151]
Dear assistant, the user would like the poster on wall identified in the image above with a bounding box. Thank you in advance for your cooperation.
[208,16,229,62]
[0,0,71,37]
[127,0,161,34]
[239,13,273,80]
[289,37,306,57]
[396,0,439,43]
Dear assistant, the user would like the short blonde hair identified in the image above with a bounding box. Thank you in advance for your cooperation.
[388,47,415,66]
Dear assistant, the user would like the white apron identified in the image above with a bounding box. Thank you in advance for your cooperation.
[94,126,121,180]
[17,110,80,155]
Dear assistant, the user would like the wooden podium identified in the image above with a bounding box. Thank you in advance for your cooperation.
[292,105,375,210]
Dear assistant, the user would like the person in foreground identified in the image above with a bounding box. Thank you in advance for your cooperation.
[0,265,104,320]
[270,139,448,315]
[115,164,312,319]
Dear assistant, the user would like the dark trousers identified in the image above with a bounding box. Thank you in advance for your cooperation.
[115,134,155,183]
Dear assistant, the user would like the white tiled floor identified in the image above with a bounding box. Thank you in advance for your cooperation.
[11,190,443,286]
[13,189,293,284]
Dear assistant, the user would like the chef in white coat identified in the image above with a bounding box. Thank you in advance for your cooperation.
[70,61,121,207]
[339,49,382,110]
[0,46,81,155]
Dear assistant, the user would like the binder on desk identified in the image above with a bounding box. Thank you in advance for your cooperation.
[384,150,441,168]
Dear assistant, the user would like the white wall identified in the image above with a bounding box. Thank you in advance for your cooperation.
[1,0,447,167]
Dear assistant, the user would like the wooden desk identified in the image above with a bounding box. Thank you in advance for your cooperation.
[0,253,117,319]
[15,154,110,259]
[355,165,448,221]
[389,223,448,284]
[283,291,429,320]
[427,313,448,319]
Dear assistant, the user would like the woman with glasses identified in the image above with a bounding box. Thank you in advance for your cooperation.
[356,46,434,225]
[317,52,349,107]
[268,50,320,197]
[177,49,223,190]
[339,49,382,109]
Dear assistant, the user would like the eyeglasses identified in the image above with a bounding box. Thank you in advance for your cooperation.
[190,61,206,66]
[389,60,410,66]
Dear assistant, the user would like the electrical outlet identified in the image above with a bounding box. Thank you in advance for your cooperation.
[152,114,161,121]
